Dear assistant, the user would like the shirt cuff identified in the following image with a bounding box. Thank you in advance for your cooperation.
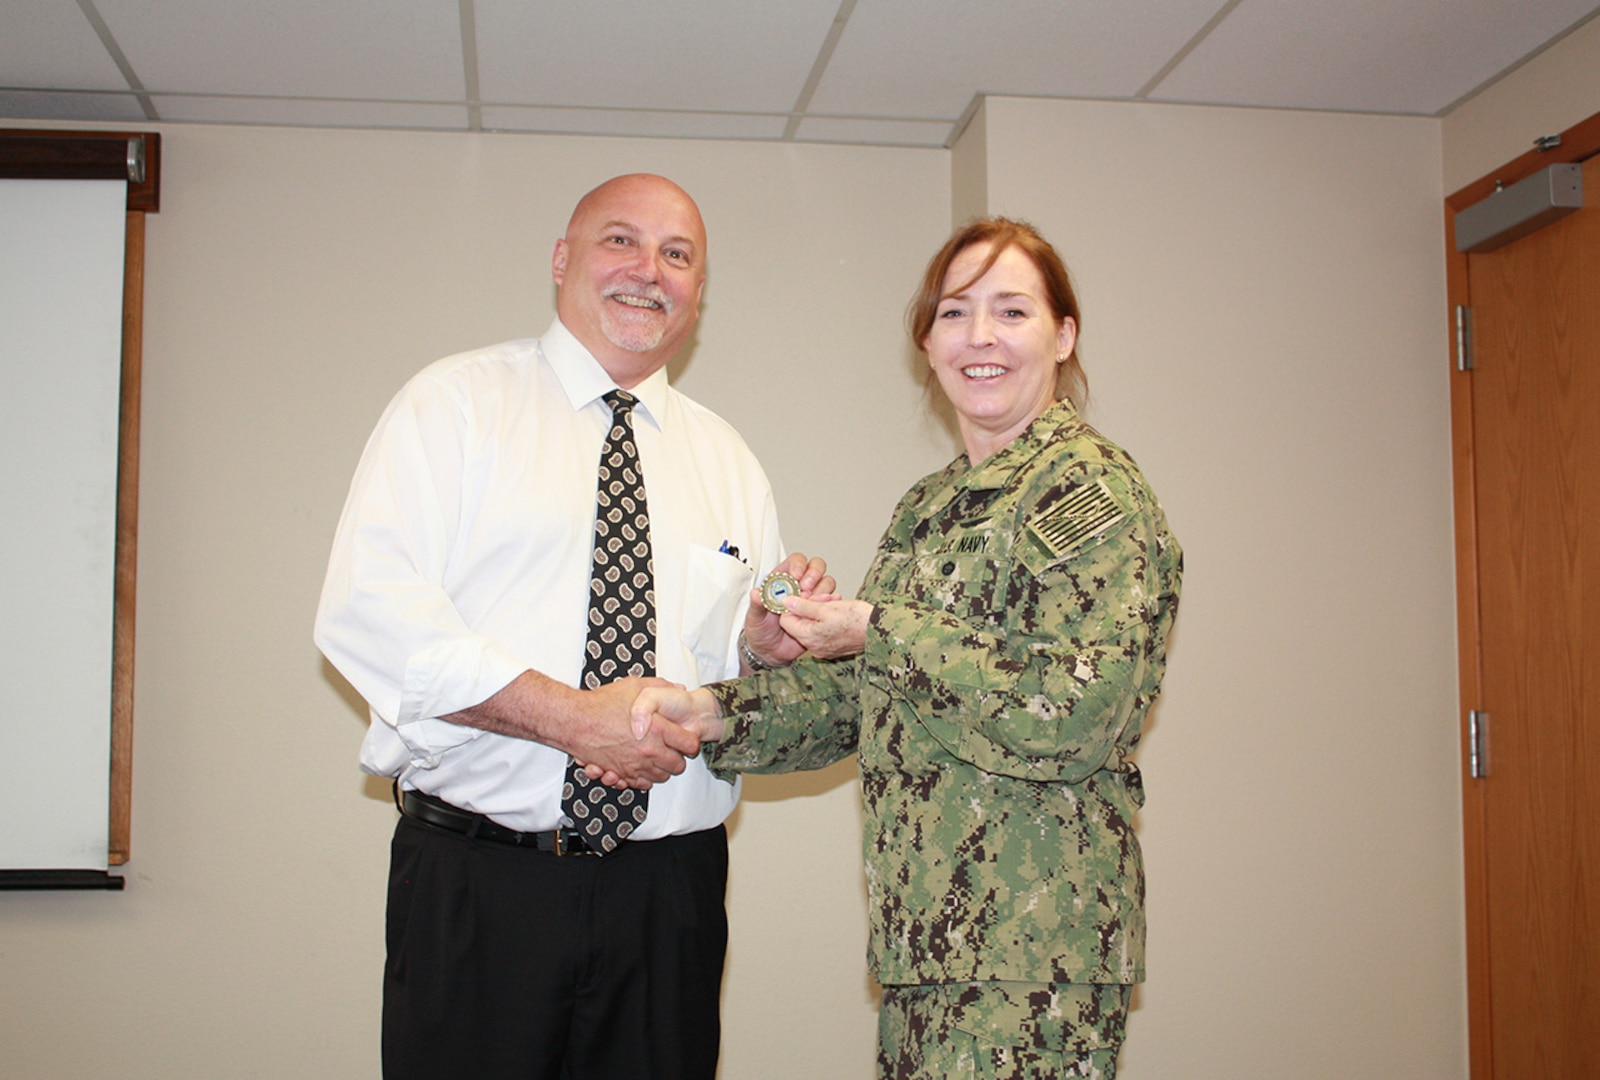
[394,636,531,765]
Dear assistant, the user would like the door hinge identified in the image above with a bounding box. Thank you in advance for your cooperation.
[1469,710,1491,778]
[1455,305,1474,371]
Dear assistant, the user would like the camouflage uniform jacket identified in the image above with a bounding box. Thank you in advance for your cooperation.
[705,400,1181,987]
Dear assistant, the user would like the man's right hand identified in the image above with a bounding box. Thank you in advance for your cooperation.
[442,670,700,789]
[631,686,725,744]
[586,686,725,790]
[565,677,701,788]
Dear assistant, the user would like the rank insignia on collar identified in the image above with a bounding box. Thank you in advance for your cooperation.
[1029,479,1125,559]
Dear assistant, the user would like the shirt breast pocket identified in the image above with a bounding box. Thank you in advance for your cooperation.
[681,544,756,678]
[907,552,1007,628]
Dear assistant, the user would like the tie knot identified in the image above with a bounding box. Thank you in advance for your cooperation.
[604,389,636,416]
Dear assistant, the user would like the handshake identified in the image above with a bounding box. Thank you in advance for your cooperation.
[576,551,824,791]
[582,681,729,792]
[571,551,870,790]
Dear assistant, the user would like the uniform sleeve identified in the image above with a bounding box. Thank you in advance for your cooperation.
[312,374,528,767]
[867,474,1180,784]
[701,656,863,780]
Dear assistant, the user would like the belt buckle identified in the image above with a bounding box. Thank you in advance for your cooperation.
[553,828,602,857]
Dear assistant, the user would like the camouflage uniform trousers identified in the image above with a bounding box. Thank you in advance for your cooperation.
[877,981,1130,1080]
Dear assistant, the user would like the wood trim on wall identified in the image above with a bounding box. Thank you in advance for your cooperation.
[110,208,145,865]
[1444,205,1491,1080]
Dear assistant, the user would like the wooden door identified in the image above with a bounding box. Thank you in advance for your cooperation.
[1447,122,1600,1079]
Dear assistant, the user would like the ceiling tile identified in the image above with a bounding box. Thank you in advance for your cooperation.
[810,0,1228,118]
[0,90,149,123]
[475,0,839,112]
[482,105,787,140]
[151,95,471,131]
[1,0,130,90]
[1153,0,1600,114]
[95,0,465,101]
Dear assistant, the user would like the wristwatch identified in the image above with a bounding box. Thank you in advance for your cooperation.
[737,630,773,671]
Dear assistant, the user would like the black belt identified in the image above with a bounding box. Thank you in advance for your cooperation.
[397,787,604,856]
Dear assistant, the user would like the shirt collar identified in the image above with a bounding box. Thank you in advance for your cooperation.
[960,399,1081,492]
[540,318,671,430]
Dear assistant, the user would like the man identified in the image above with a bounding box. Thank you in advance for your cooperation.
[315,173,828,1080]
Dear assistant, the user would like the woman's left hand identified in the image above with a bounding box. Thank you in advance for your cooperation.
[779,595,873,659]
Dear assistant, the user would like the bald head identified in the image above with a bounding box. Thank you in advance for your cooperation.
[566,174,703,238]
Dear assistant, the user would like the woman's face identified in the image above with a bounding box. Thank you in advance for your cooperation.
[923,241,1076,462]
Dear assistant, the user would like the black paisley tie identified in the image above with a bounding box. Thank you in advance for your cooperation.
[560,390,655,852]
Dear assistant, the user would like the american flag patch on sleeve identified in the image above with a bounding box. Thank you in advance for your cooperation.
[1028,479,1126,559]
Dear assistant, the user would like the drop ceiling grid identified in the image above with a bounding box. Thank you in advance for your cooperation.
[3,0,130,90]
[1149,0,1600,114]
[91,0,467,103]
[808,0,1230,120]
[474,0,842,114]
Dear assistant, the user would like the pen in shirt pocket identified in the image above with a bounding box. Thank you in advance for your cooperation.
[718,540,746,563]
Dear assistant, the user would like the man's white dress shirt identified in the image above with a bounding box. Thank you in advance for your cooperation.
[315,319,783,836]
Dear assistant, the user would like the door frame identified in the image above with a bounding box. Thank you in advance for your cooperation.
[1445,109,1600,1080]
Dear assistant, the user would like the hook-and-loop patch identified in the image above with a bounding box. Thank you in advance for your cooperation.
[1028,478,1126,560]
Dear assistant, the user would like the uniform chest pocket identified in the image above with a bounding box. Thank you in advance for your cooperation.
[905,552,1008,628]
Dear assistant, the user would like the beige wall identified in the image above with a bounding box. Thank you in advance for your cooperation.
[975,97,1462,1077]
[1442,13,1600,193]
[950,101,989,227]
[17,59,1593,1070]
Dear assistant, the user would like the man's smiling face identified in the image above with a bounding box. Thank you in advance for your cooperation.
[552,174,707,388]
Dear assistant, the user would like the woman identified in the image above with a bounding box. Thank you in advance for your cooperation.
[636,218,1181,1079]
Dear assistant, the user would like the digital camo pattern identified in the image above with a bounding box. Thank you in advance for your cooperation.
[706,399,1182,987]
[878,981,1130,1080]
